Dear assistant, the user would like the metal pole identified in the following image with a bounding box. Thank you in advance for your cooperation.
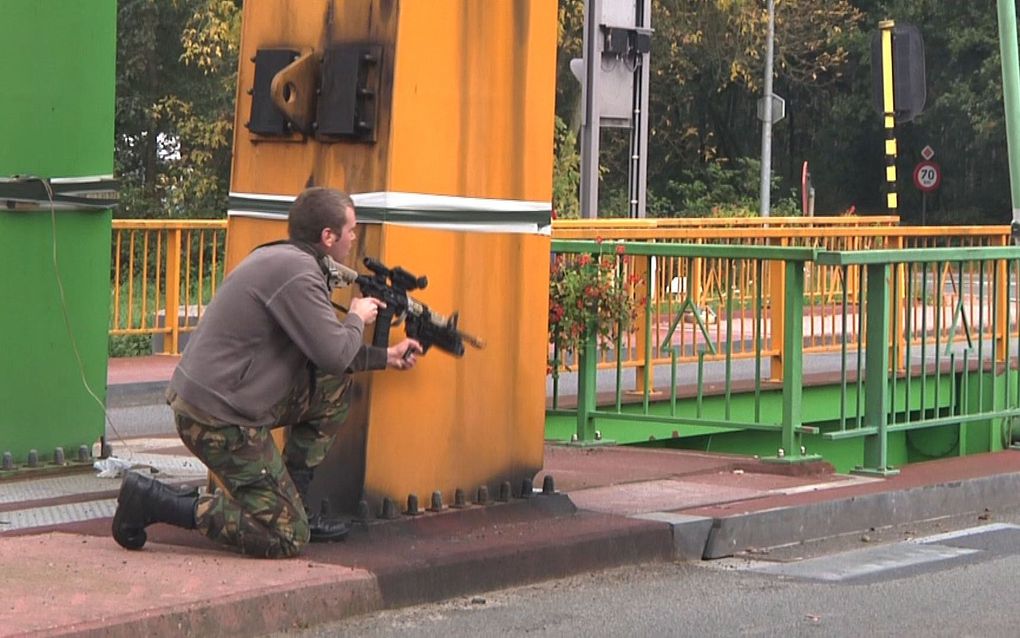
[880,20,898,213]
[759,0,776,217]
[628,0,651,219]
[579,0,602,219]
[996,0,1020,237]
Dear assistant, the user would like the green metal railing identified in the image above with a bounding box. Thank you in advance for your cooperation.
[817,247,1020,474]
[549,240,1020,472]
[549,239,822,464]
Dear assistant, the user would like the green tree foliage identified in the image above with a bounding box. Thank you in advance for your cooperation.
[552,0,1017,223]
[554,0,861,217]
[552,115,582,218]
[113,2,1017,224]
[116,0,240,219]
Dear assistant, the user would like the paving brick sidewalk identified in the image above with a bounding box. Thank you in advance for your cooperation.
[6,440,1020,637]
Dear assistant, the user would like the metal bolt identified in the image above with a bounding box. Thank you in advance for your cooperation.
[380,497,398,520]
[27,449,39,468]
[53,447,65,466]
[452,488,467,509]
[595,430,603,441]
[476,485,490,505]
[570,433,578,442]
[429,490,443,512]
[542,475,556,495]
[356,499,371,521]
[406,493,421,516]
[78,445,90,462]
[800,446,807,455]
[777,448,786,458]
[498,481,512,502]
[520,478,534,499]
[1,452,12,471]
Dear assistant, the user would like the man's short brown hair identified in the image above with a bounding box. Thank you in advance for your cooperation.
[287,187,355,243]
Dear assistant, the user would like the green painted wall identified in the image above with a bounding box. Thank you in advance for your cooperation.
[0,1,115,463]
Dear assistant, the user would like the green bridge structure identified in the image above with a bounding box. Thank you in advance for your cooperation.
[547,241,1020,475]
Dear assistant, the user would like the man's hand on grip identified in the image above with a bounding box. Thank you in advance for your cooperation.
[350,297,385,325]
[387,338,422,370]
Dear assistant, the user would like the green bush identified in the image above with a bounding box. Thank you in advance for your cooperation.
[108,334,152,358]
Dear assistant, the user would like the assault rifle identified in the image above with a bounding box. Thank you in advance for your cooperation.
[326,256,484,357]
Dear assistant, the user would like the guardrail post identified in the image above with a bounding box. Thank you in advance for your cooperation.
[996,237,1010,362]
[781,259,804,457]
[573,323,612,445]
[857,262,900,476]
[768,238,788,381]
[692,254,705,310]
[165,227,182,355]
[893,236,907,372]
[764,257,820,465]
[632,255,652,393]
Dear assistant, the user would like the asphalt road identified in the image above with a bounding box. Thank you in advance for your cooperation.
[276,512,1020,638]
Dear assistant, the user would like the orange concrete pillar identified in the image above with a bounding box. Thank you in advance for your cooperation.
[225,0,557,513]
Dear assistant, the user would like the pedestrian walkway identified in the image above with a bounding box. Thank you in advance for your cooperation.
[2,357,1020,636]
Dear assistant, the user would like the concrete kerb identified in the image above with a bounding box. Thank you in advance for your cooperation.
[105,381,169,408]
[700,471,1020,558]
[628,512,715,561]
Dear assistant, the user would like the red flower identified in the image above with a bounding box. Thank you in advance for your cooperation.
[595,235,604,244]
[578,254,592,266]
[615,244,626,255]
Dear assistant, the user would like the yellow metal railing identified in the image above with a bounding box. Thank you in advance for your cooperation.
[110,220,227,355]
[109,217,1012,365]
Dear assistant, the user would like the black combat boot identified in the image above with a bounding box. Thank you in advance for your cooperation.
[112,471,197,550]
[289,467,350,542]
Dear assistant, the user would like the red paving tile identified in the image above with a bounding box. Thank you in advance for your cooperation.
[0,532,378,637]
[106,355,179,385]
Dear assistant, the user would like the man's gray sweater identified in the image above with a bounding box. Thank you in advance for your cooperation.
[168,243,385,427]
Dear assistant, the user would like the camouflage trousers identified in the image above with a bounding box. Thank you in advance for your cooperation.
[174,370,353,558]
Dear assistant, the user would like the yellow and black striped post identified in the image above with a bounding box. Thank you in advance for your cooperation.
[880,20,898,212]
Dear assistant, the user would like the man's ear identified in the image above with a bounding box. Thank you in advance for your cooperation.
[320,227,333,246]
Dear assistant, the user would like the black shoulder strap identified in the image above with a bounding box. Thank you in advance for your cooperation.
[252,239,332,281]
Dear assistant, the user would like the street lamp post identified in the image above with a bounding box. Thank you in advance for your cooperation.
[759,0,776,217]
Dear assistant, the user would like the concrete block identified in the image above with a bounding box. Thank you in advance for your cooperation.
[630,512,715,560]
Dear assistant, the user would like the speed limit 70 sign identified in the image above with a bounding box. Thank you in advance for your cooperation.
[913,160,941,192]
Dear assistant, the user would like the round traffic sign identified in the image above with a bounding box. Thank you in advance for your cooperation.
[913,160,941,192]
